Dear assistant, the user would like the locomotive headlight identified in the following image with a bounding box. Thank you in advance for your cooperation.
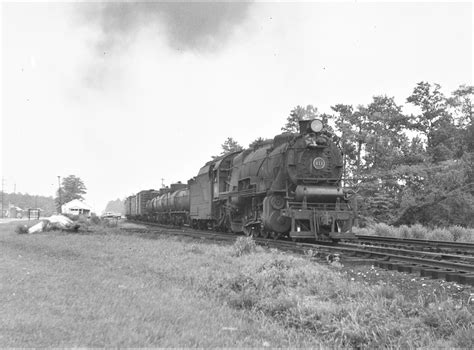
[310,119,323,133]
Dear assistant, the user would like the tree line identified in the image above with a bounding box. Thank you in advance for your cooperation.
[0,175,88,217]
[0,192,56,217]
[217,81,474,228]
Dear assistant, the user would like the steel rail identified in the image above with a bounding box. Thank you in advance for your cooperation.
[338,242,474,264]
[355,234,474,252]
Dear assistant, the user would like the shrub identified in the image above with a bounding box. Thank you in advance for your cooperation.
[451,226,474,242]
[428,228,452,241]
[232,236,257,257]
[77,215,89,225]
[373,223,397,237]
[398,225,411,238]
[353,227,371,236]
[459,231,474,242]
[409,224,428,239]
[358,223,473,242]
[448,225,465,241]
[15,224,29,234]
[90,214,101,225]
[64,214,80,221]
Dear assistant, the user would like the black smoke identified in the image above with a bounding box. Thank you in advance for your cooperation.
[82,1,252,53]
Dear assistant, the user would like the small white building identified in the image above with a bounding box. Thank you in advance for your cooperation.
[61,199,94,217]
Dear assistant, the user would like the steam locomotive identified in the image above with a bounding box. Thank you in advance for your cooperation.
[125,119,357,241]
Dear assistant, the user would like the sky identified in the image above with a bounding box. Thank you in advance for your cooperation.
[1,1,472,213]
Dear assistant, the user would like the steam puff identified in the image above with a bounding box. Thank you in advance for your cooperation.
[87,2,251,52]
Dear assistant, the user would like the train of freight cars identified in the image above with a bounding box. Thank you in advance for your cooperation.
[125,119,358,241]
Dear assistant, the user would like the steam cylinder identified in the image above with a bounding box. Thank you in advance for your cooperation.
[294,186,344,203]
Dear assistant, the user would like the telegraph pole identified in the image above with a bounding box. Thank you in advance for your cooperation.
[57,176,62,214]
[1,177,4,218]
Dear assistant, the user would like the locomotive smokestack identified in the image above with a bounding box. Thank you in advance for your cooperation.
[298,120,311,134]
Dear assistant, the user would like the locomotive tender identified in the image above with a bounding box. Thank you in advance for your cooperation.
[125,119,357,241]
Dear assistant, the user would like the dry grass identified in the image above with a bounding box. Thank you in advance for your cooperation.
[0,221,472,348]
[356,223,474,242]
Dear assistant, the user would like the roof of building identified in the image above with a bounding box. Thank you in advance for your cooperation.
[61,199,94,211]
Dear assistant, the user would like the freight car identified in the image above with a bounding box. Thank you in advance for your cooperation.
[127,118,357,241]
[149,183,189,225]
[125,189,159,220]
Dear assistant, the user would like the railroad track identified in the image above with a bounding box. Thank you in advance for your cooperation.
[122,221,474,286]
[295,241,474,285]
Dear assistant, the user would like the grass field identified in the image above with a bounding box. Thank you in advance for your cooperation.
[1,221,472,347]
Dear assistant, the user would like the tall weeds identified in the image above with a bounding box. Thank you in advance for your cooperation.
[355,223,474,242]
[198,250,473,348]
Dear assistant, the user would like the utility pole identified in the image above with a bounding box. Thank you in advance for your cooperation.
[57,176,62,214]
[161,178,165,188]
[1,177,4,218]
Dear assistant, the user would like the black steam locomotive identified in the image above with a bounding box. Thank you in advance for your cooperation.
[125,119,357,241]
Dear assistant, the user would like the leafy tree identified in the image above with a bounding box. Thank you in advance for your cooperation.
[393,159,474,227]
[362,96,412,171]
[428,116,460,161]
[447,84,474,155]
[400,136,426,165]
[318,113,336,134]
[466,122,474,152]
[332,104,368,177]
[220,137,243,155]
[447,84,473,126]
[406,82,468,162]
[248,137,271,149]
[221,137,243,154]
[56,175,87,211]
[0,192,56,216]
[281,105,319,133]
[406,82,447,138]
[327,82,474,226]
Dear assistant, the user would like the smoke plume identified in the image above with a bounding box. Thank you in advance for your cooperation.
[83,1,252,53]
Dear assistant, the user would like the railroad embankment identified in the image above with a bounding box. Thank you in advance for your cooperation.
[0,221,472,348]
